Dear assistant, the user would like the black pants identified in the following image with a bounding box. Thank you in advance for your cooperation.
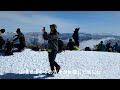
[48,50,59,71]
[75,40,79,47]
[13,44,25,51]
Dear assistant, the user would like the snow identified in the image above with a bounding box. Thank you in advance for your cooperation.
[0,49,120,79]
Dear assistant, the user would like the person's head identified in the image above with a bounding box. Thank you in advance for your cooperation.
[42,27,45,31]
[16,28,21,34]
[0,29,5,33]
[69,39,72,42]
[50,24,57,33]
[100,41,103,44]
[43,27,45,29]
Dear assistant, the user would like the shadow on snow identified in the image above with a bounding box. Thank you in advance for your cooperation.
[0,73,54,79]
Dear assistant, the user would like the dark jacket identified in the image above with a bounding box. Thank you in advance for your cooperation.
[13,32,26,46]
[72,31,79,42]
[0,36,5,49]
[47,32,59,51]
[114,44,119,51]
[67,41,75,50]
[43,32,48,40]
[98,43,106,51]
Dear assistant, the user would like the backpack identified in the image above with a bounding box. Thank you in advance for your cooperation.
[58,39,64,53]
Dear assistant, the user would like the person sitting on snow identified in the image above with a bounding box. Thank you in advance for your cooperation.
[12,28,26,52]
[0,29,5,51]
[106,42,111,52]
[67,39,76,51]
[113,43,119,52]
[98,41,106,51]
[4,39,14,56]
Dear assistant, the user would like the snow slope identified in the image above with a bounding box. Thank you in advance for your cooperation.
[0,49,120,79]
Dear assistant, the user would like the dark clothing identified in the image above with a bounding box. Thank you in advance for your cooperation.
[58,39,64,53]
[72,31,79,47]
[74,40,79,47]
[13,32,26,51]
[98,43,106,51]
[67,41,75,50]
[106,43,111,52]
[48,50,59,71]
[113,44,119,52]
[43,32,48,40]
[13,44,25,52]
[48,32,59,51]
[0,36,5,49]
[4,41,13,55]
[44,30,60,72]
[85,47,91,51]
[13,32,26,46]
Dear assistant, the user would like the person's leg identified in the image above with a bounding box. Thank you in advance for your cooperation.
[52,50,59,67]
[76,40,79,47]
[48,51,55,71]
[48,50,60,73]
[52,50,60,73]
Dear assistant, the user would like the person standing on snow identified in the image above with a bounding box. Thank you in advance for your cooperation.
[106,43,111,52]
[44,24,60,74]
[72,28,80,47]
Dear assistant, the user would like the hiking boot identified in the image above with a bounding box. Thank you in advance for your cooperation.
[56,66,60,73]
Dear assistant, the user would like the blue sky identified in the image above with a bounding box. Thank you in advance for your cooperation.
[0,11,120,34]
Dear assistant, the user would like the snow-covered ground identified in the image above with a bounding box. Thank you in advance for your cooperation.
[0,49,120,79]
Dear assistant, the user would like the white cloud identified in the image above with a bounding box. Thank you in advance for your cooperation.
[0,11,81,33]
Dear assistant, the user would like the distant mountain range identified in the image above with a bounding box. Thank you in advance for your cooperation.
[2,32,120,48]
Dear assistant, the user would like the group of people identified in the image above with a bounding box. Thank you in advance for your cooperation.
[84,41,120,53]
[0,28,26,55]
[0,24,80,75]
[67,28,80,51]
[96,41,120,52]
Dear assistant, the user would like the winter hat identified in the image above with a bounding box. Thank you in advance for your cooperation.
[16,28,21,33]
[0,29,5,33]
[50,24,57,29]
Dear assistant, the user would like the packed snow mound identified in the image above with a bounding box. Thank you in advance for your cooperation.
[0,49,120,79]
